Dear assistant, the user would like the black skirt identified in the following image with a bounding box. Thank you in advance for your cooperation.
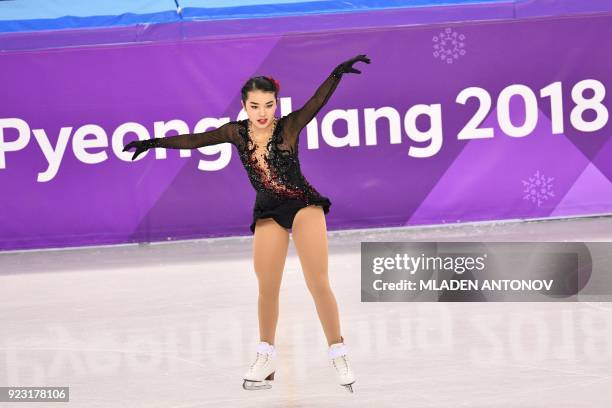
[250,190,332,233]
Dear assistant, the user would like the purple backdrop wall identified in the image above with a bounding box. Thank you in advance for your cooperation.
[1,12,611,250]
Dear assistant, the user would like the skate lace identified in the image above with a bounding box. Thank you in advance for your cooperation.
[332,355,349,375]
[250,352,269,370]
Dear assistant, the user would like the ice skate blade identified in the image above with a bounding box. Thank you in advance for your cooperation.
[342,382,355,393]
[243,379,272,391]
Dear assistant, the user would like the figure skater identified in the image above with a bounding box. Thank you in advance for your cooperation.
[123,54,371,393]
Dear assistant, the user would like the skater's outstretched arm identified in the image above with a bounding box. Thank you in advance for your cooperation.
[122,121,239,161]
[285,54,371,140]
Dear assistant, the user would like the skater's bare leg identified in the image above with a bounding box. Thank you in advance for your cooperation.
[253,218,290,345]
[291,205,342,347]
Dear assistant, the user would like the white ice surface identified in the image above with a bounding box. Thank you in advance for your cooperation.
[1,216,611,407]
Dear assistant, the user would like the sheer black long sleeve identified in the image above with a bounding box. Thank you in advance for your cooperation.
[148,121,240,149]
[284,67,343,142]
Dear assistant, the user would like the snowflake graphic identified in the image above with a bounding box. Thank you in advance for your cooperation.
[522,170,555,207]
[432,27,466,64]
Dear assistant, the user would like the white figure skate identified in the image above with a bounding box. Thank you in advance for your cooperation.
[243,341,276,390]
[328,336,355,393]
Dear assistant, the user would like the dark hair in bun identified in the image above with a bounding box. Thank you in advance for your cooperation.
[241,76,280,103]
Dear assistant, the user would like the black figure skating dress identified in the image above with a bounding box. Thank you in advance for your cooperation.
[145,68,345,233]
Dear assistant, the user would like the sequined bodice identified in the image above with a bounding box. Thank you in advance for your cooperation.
[235,117,322,202]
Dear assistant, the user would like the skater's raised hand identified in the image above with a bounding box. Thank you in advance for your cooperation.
[123,139,156,161]
[334,54,371,76]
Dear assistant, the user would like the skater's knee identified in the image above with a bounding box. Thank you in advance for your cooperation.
[306,280,332,299]
[258,287,281,300]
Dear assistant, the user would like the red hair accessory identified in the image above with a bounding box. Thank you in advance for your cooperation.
[266,76,281,92]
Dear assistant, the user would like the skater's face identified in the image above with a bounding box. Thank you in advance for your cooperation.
[242,90,278,131]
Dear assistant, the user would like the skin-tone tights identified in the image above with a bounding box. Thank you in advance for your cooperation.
[252,205,342,347]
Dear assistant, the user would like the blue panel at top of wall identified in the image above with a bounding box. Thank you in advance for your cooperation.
[180,0,507,8]
[0,0,177,19]
[180,0,510,20]
[0,0,179,33]
[2,0,611,34]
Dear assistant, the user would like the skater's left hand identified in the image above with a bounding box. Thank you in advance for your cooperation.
[335,54,371,75]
